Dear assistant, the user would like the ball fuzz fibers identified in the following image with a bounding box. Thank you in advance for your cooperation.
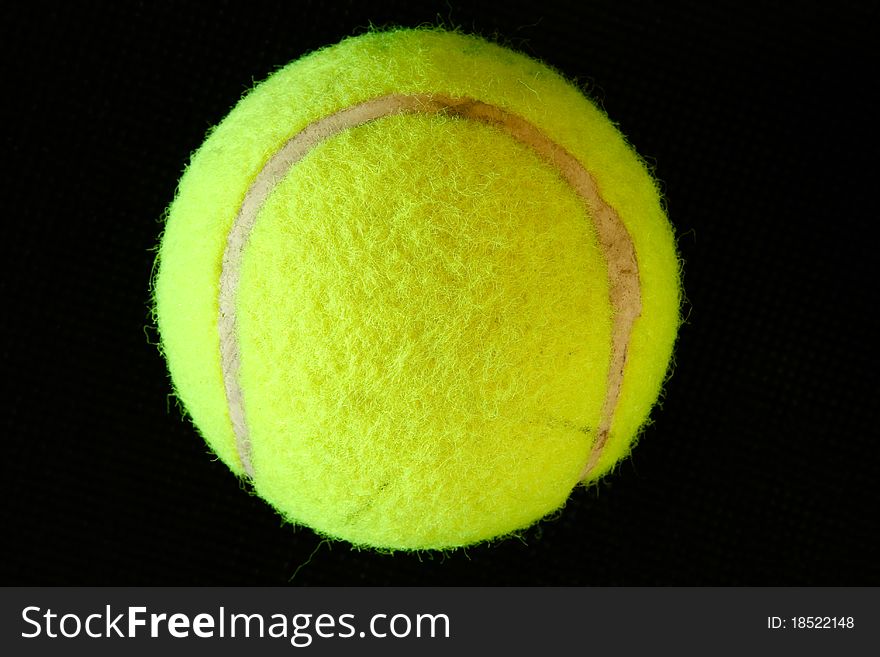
[155,29,681,550]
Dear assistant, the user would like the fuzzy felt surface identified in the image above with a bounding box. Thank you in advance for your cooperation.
[155,28,681,549]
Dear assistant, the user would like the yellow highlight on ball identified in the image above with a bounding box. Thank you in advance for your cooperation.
[154,28,681,549]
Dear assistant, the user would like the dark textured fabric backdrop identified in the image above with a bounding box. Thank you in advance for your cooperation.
[2,0,876,585]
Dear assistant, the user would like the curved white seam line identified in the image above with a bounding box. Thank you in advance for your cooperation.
[217,94,642,481]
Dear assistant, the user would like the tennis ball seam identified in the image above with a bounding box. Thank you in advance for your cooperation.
[217,93,643,480]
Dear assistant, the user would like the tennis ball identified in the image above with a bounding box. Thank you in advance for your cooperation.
[155,28,681,550]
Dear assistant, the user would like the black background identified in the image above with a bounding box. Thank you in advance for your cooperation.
[2,0,876,585]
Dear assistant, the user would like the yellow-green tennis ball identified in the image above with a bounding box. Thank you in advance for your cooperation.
[155,28,681,550]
